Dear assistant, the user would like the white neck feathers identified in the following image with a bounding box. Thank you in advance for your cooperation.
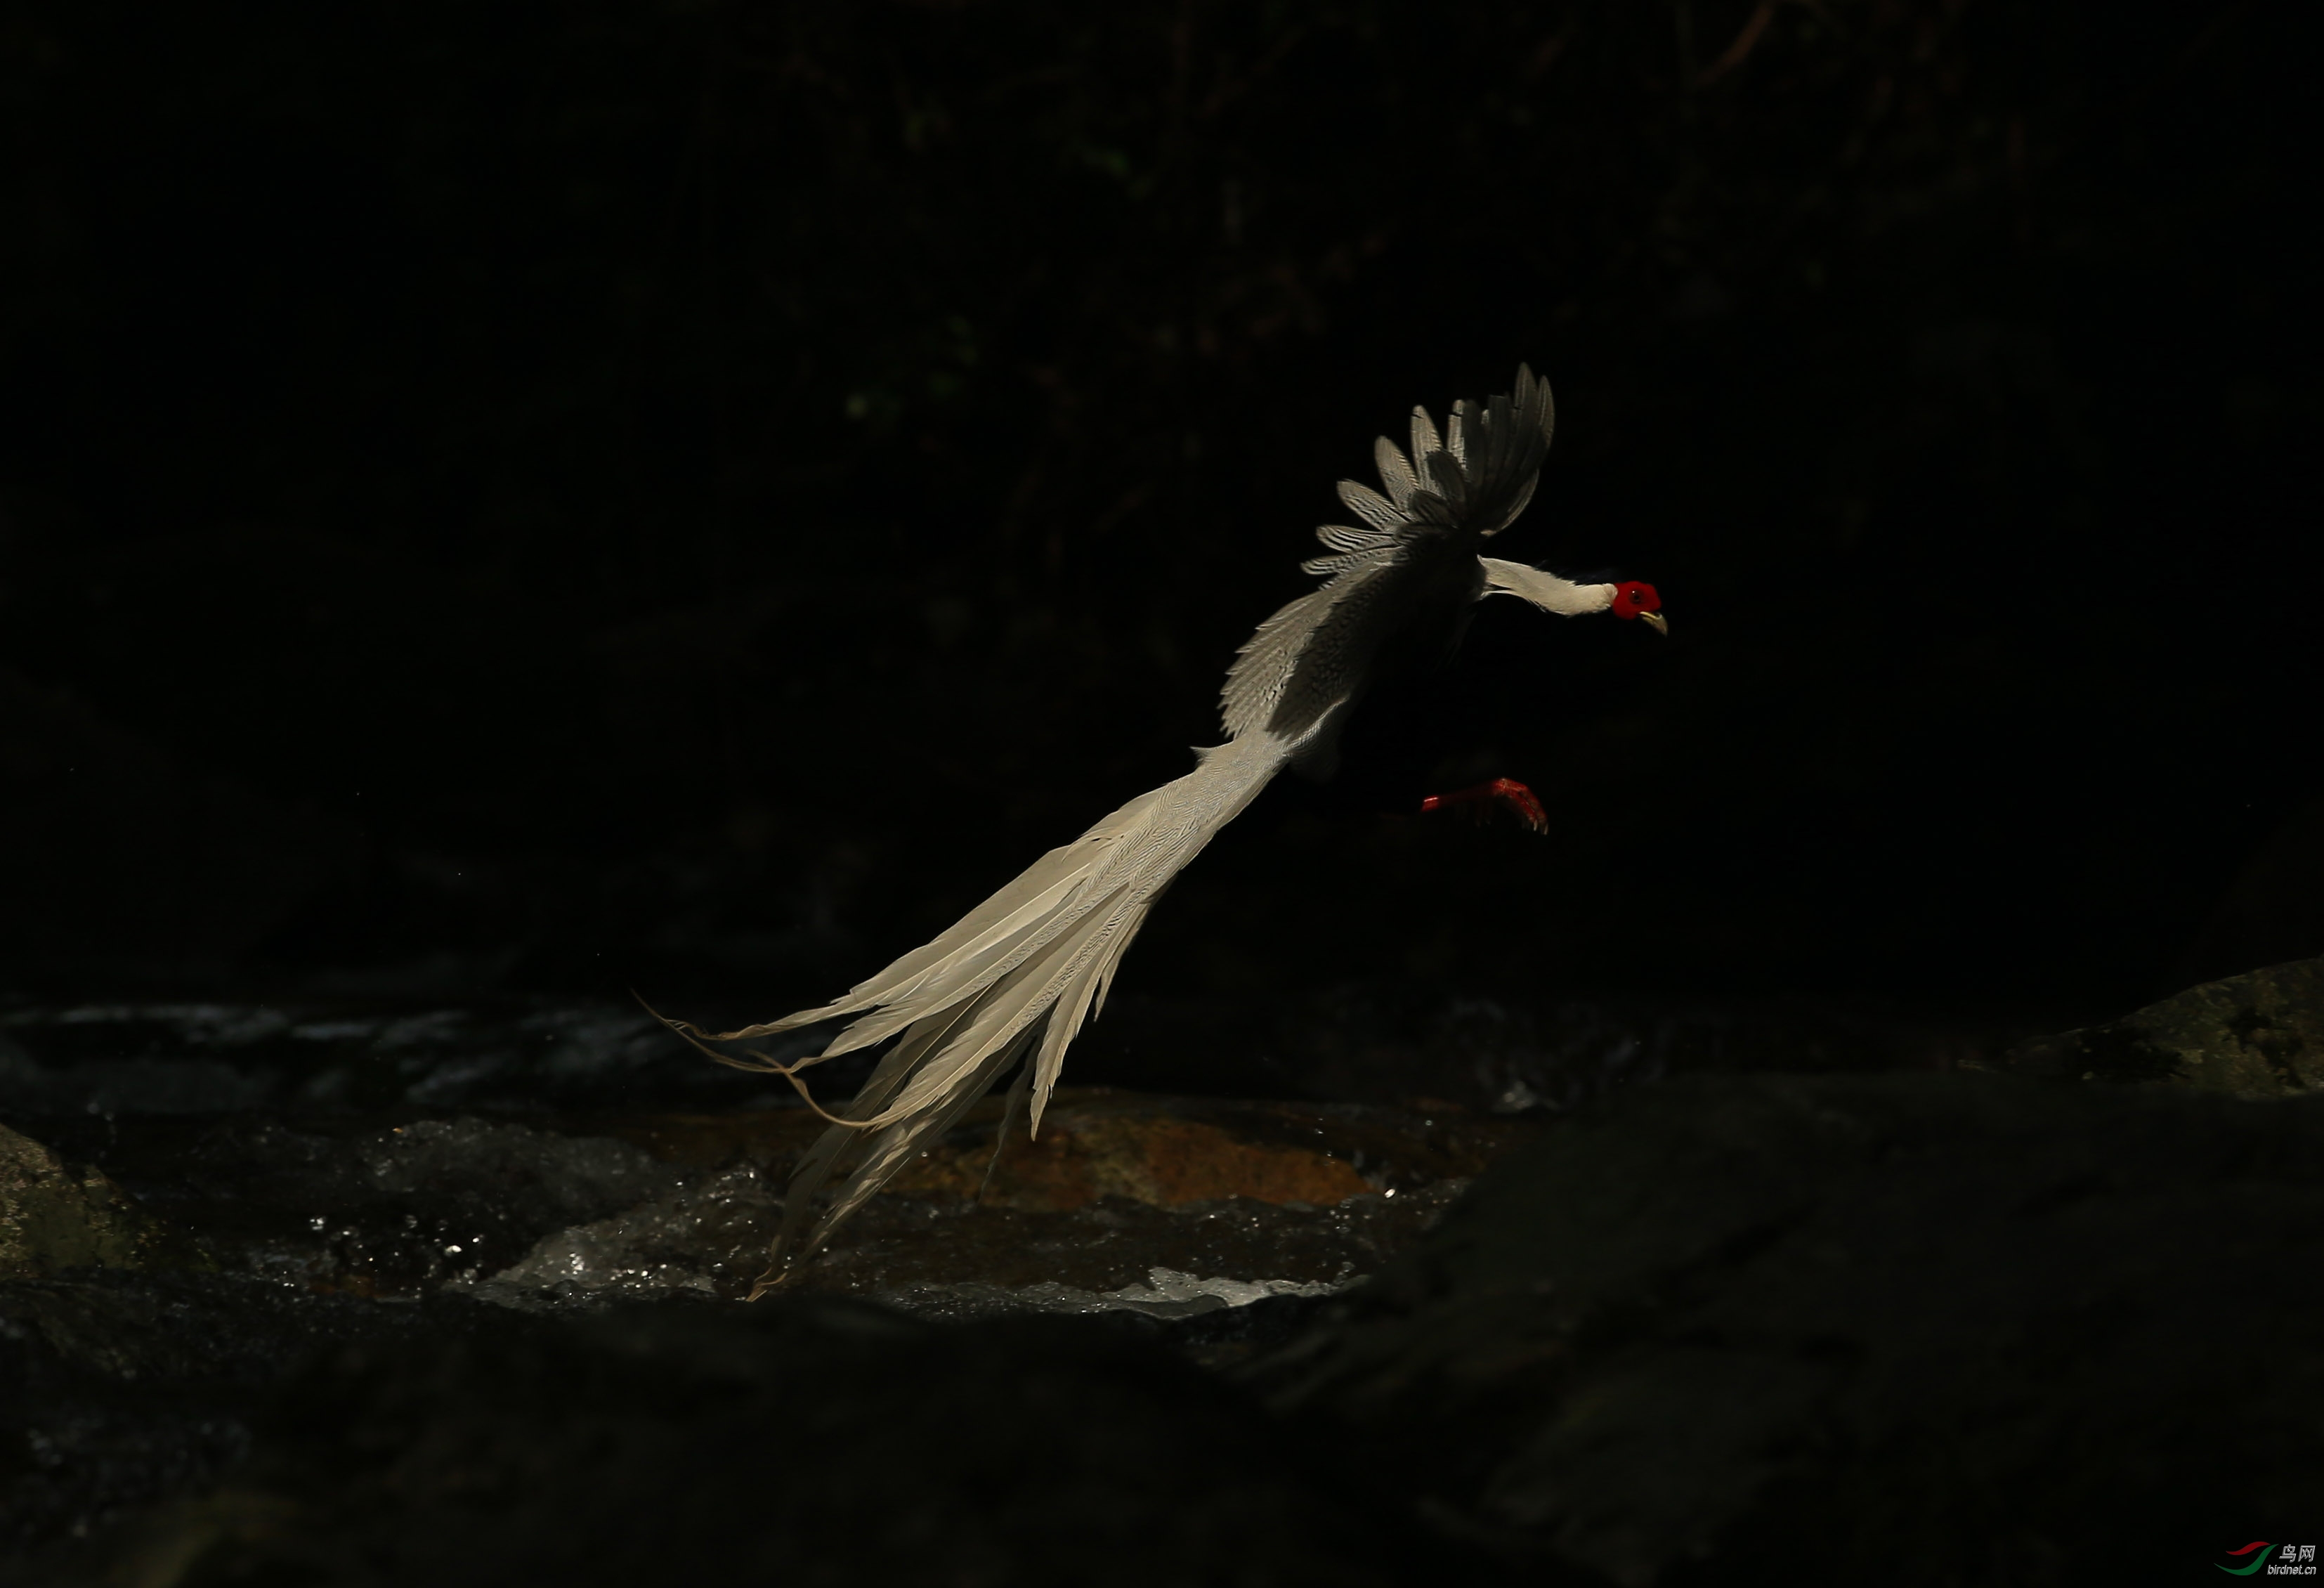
[1477,557,1615,617]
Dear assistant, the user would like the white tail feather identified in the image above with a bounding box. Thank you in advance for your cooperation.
[683,732,1291,1282]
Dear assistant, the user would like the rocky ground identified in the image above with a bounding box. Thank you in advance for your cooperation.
[3,961,2320,1585]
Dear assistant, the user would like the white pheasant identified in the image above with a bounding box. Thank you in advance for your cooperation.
[665,366,1664,1291]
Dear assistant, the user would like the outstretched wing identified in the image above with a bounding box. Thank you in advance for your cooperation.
[1220,364,1555,741]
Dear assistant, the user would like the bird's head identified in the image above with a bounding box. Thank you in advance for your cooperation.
[1610,580,1668,635]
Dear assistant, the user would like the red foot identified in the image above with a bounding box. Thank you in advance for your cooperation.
[1417,777,1548,833]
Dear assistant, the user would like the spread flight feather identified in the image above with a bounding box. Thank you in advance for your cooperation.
[664,365,1605,1290]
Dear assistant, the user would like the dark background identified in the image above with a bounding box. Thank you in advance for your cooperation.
[0,1,2315,1055]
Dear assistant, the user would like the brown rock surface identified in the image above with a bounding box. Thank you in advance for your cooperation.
[894,1107,1374,1209]
[529,1091,1544,1301]
[0,1121,179,1277]
[1993,956,2324,1096]
[583,1088,1536,1213]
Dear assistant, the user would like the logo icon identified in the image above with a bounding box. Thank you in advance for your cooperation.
[2220,1543,2320,1577]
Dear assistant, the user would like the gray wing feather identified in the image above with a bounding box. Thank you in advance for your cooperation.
[1317,523,1392,553]
[1229,365,1556,740]
[1374,436,1418,507]
[1410,403,1442,464]
[1219,581,1343,739]
[1336,480,1406,535]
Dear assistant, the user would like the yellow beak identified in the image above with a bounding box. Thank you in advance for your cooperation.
[1640,611,1669,636]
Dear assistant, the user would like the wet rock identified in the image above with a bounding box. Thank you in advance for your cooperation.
[882,1090,1528,1211]
[0,1001,785,1115]
[30,1295,1480,1588]
[351,1117,672,1216]
[27,1114,690,1299]
[1257,1072,2324,1586]
[15,1081,1506,1320]
[592,1091,1536,1209]
[752,1094,1506,1317]
[873,1263,1356,1329]
[464,1160,784,1308]
[795,1185,1461,1312]
[1993,956,2323,1095]
[895,1107,1374,1210]
[1,1272,490,1559]
[447,1091,1516,1315]
[0,1016,1571,1581]
[0,1123,180,1278]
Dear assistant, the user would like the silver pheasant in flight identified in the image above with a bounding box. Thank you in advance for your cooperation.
[667,366,1664,1291]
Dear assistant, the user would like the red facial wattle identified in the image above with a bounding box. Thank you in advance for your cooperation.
[1611,580,1662,620]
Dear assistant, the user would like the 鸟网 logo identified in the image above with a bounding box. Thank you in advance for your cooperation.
[2219,1543,2319,1576]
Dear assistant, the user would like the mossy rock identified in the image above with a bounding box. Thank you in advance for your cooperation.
[1997,956,2324,1096]
[0,1121,182,1277]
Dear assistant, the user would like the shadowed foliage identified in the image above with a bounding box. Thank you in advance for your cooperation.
[0,1,2313,1018]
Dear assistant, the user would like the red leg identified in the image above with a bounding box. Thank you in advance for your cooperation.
[1417,776,1548,833]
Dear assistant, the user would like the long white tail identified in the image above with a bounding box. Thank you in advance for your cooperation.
[675,732,1290,1286]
